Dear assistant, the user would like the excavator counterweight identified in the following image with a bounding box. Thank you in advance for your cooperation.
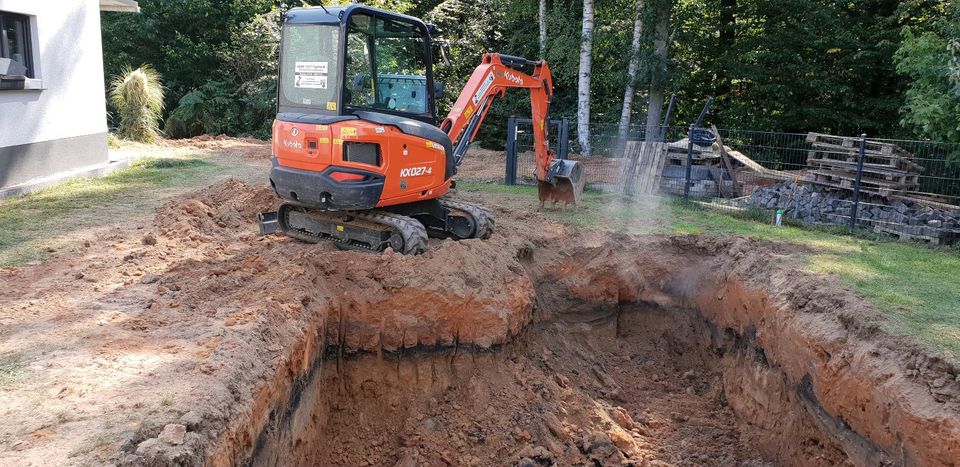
[263,4,583,253]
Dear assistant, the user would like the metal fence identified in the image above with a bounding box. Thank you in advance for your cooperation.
[504,118,960,245]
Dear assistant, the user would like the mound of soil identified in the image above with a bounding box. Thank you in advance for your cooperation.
[153,179,280,241]
[162,135,270,160]
[151,180,536,352]
[456,148,507,183]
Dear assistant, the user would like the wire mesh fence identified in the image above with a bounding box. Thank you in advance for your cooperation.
[503,118,960,245]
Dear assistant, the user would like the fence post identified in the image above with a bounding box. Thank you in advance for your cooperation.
[683,124,695,200]
[849,133,867,233]
[559,118,569,160]
[505,117,518,185]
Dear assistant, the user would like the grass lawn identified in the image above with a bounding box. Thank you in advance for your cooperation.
[0,155,219,267]
[459,181,960,358]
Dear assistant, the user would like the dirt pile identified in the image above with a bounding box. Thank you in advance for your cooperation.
[162,135,270,160]
[153,178,279,241]
[456,148,507,183]
[151,179,536,352]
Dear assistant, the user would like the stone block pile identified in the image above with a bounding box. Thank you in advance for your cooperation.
[747,181,960,243]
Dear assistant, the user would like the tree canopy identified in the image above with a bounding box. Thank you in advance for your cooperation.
[100,0,960,143]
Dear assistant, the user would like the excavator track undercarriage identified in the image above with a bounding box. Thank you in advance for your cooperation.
[273,198,494,255]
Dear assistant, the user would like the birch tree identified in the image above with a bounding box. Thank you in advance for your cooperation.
[616,0,644,148]
[576,0,595,156]
[539,0,547,59]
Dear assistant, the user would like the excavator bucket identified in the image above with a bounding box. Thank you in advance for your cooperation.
[538,159,585,207]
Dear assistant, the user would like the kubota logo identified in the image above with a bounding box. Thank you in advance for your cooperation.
[283,139,302,149]
[503,71,524,85]
[399,166,432,177]
[291,127,300,136]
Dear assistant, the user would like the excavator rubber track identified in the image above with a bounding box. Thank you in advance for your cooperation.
[278,204,428,255]
[438,199,495,240]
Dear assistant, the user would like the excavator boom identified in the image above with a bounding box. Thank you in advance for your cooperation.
[441,53,584,206]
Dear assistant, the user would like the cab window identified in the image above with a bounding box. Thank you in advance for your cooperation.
[344,13,428,116]
[279,24,340,112]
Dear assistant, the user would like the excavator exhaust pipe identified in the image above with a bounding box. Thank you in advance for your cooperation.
[538,159,585,207]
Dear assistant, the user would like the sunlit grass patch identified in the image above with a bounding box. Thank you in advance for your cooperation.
[0,351,25,387]
[808,254,881,281]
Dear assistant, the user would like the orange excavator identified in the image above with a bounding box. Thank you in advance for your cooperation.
[261,5,583,254]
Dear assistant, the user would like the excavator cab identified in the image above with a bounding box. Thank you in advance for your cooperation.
[266,5,583,254]
[273,6,455,210]
[279,7,441,124]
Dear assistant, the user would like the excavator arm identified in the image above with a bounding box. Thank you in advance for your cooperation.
[439,53,584,206]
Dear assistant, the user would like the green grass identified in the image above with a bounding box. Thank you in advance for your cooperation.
[459,181,960,357]
[0,156,217,267]
[0,351,25,387]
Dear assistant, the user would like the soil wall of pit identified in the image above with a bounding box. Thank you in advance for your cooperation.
[241,234,960,466]
[249,304,855,466]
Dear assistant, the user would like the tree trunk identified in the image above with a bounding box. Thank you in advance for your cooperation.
[716,0,736,118]
[539,0,547,59]
[625,0,672,196]
[616,0,644,151]
[644,1,672,142]
[576,0,595,156]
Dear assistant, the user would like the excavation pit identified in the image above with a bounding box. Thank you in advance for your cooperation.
[2,179,958,466]
[248,303,838,466]
[138,181,960,466]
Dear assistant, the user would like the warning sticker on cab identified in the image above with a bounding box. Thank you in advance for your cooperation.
[294,61,328,89]
[295,74,327,89]
[340,127,357,137]
[295,62,328,74]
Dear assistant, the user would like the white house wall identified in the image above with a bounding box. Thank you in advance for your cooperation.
[0,0,109,189]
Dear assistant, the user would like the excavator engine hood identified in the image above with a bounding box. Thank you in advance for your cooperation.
[538,159,585,207]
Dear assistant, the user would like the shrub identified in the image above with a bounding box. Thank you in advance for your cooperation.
[109,65,165,143]
[164,82,234,139]
[106,133,122,148]
[164,10,278,140]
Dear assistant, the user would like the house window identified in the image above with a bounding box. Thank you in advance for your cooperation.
[0,12,33,78]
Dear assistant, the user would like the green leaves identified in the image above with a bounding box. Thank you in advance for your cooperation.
[894,8,960,142]
[97,0,960,143]
[101,0,275,127]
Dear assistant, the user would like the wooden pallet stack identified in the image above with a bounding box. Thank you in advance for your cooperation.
[621,140,670,195]
[804,133,923,198]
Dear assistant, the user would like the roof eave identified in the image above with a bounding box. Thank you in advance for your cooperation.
[99,0,140,13]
